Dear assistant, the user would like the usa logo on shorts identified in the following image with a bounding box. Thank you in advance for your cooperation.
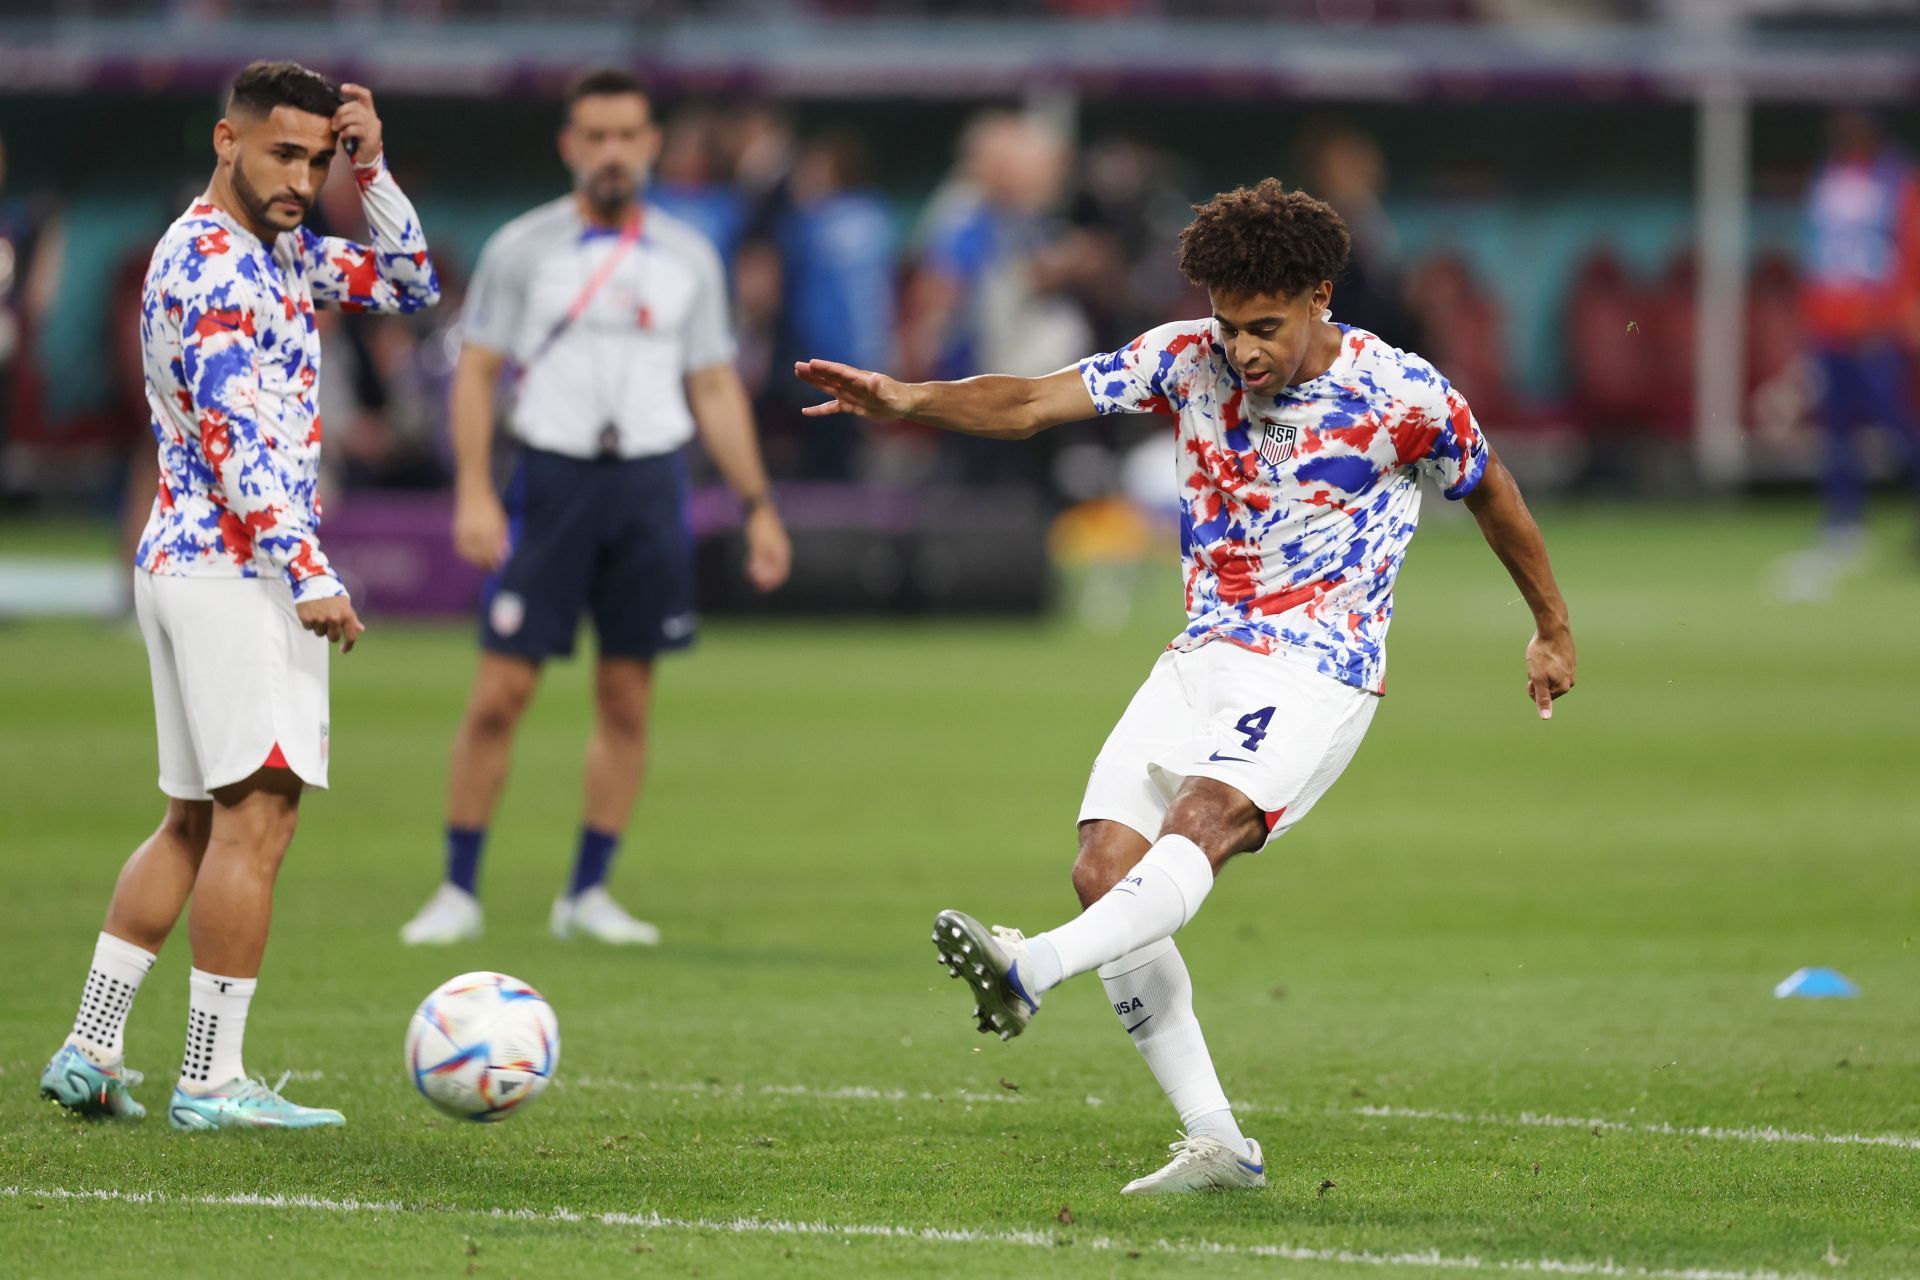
[1259,421,1297,466]
[490,591,526,637]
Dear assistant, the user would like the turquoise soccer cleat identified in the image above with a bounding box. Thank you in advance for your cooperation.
[167,1072,345,1131]
[39,1044,148,1120]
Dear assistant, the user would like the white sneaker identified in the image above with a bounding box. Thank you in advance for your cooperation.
[1121,1135,1266,1195]
[1771,528,1865,604]
[552,886,661,945]
[399,884,483,945]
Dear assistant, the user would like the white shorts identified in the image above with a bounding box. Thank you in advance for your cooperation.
[1078,642,1378,847]
[134,571,330,800]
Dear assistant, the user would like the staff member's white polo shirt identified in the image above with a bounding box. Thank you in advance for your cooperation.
[461,196,735,459]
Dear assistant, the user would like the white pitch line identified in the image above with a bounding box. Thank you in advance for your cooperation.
[568,1074,1920,1152]
[1348,1105,1920,1153]
[561,1074,1032,1106]
[0,1185,1831,1280]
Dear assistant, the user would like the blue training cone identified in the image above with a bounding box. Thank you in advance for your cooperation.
[1773,967,1859,999]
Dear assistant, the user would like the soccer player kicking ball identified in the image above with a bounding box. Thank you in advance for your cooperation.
[37,62,439,1130]
[795,180,1574,1194]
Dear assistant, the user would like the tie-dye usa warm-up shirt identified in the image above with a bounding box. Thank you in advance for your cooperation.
[1079,321,1488,694]
[135,154,440,602]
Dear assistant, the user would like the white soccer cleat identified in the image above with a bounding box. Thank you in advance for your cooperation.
[552,886,661,945]
[1121,1135,1267,1195]
[931,909,1040,1040]
[399,884,484,946]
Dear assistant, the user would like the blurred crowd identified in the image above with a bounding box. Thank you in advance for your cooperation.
[4,1,1621,24]
[0,103,1916,540]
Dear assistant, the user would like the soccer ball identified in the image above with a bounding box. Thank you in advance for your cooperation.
[405,971,560,1122]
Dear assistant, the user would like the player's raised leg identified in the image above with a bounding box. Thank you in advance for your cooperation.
[550,655,661,945]
[167,767,342,1131]
[402,652,543,945]
[936,778,1257,1034]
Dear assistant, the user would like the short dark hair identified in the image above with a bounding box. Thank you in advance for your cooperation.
[565,67,650,115]
[1177,178,1351,300]
[227,61,344,121]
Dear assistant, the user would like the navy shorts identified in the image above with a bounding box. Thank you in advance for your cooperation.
[480,447,697,662]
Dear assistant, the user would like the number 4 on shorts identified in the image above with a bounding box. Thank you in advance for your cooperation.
[1235,706,1276,751]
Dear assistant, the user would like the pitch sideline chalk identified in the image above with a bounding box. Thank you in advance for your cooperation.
[1,1185,1829,1280]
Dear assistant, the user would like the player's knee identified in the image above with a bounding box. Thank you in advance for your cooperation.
[1070,852,1114,907]
[1071,821,1144,906]
[161,800,213,851]
[468,687,532,738]
[207,807,297,874]
[594,697,648,742]
[1161,782,1265,869]
[251,807,300,866]
[255,795,301,842]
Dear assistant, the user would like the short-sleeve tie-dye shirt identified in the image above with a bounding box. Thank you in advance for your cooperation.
[1079,321,1488,694]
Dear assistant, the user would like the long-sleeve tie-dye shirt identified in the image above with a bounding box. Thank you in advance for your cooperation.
[1080,321,1488,695]
[135,153,441,602]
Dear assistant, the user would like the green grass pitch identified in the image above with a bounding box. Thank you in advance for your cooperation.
[1,504,1916,1279]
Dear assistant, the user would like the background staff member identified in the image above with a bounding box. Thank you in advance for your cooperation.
[401,67,791,947]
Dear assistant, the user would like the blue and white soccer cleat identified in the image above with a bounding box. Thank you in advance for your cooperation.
[932,909,1041,1040]
[1121,1135,1267,1195]
[167,1073,345,1131]
[39,1044,147,1120]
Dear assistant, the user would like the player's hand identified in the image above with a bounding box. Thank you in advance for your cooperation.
[1525,627,1576,720]
[793,359,912,420]
[297,594,366,654]
[453,489,511,572]
[333,84,384,165]
[745,504,792,593]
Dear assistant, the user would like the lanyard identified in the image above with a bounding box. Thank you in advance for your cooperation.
[522,206,645,372]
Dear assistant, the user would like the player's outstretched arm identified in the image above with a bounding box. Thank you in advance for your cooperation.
[793,360,1096,441]
[302,84,442,316]
[1463,448,1575,719]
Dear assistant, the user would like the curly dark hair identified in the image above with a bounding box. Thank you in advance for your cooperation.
[1177,178,1351,299]
[227,61,343,121]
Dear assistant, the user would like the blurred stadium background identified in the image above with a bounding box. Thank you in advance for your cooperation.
[1,0,1917,621]
[5,3,1920,1276]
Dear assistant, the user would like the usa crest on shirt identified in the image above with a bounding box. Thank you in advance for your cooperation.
[1257,420,1297,466]
[1077,320,1489,695]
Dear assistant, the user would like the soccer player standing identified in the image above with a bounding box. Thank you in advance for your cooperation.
[1793,108,1920,577]
[796,180,1575,1193]
[38,62,439,1128]
[399,69,791,947]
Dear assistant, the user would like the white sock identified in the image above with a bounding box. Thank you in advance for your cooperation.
[178,968,258,1093]
[66,932,157,1066]
[1035,835,1214,991]
[1021,936,1064,994]
[1097,938,1251,1157]
[1186,1107,1251,1155]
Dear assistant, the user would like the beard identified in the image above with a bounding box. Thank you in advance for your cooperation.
[232,162,307,234]
[578,165,639,220]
